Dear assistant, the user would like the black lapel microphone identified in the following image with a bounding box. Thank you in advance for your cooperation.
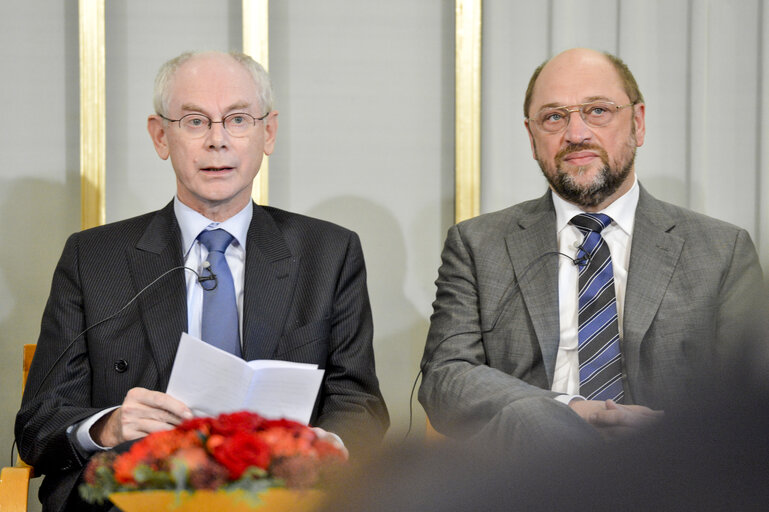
[197,261,218,290]
[404,249,585,439]
[572,240,592,267]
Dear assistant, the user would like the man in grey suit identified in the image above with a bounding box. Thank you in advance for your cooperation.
[419,48,765,448]
[16,51,388,511]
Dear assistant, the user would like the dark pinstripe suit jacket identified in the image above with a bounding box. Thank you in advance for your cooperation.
[16,201,389,511]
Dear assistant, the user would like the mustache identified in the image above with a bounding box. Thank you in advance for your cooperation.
[555,143,609,164]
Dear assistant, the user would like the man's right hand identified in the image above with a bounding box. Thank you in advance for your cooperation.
[569,399,663,440]
[90,387,193,447]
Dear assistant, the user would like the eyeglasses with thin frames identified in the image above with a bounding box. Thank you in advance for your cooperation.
[527,101,634,133]
[158,111,270,138]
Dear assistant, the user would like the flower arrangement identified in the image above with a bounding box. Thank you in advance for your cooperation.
[79,411,346,506]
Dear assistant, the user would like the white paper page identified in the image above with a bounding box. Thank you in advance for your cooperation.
[248,360,318,370]
[245,367,325,424]
[166,333,254,417]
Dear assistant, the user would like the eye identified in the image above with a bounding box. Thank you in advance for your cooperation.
[541,110,564,123]
[182,115,207,128]
[584,104,611,117]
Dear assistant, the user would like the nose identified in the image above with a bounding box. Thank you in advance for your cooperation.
[563,109,592,144]
[205,120,229,148]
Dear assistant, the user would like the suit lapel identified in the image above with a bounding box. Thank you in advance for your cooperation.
[241,204,300,360]
[504,193,560,385]
[127,202,187,389]
[622,187,684,391]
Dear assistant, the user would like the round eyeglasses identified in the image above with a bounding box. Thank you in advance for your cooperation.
[159,112,270,138]
[528,101,634,133]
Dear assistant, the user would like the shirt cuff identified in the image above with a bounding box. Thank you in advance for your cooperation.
[554,394,585,405]
[68,406,120,454]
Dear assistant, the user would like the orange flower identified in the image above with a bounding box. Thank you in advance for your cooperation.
[112,429,202,483]
[258,426,316,458]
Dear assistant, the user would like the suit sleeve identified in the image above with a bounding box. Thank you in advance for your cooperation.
[419,224,561,438]
[715,229,768,360]
[314,231,389,453]
[15,233,101,475]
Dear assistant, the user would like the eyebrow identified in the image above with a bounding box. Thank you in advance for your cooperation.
[536,96,615,110]
[179,101,254,115]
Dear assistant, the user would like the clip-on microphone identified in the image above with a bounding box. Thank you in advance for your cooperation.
[197,261,218,290]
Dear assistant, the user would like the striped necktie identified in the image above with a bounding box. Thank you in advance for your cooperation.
[571,213,624,403]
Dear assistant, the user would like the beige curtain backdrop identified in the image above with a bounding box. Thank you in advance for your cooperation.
[1,1,766,509]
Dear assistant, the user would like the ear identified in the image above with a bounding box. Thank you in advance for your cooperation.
[262,111,279,156]
[632,103,646,147]
[524,119,538,159]
[147,115,170,160]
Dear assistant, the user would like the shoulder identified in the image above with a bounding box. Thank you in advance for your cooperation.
[637,188,750,239]
[63,203,175,255]
[255,205,361,258]
[259,205,356,238]
[451,193,553,242]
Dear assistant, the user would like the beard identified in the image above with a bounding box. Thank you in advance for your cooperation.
[536,130,637,209]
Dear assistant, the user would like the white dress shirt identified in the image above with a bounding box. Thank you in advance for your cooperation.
[550,177,639,400]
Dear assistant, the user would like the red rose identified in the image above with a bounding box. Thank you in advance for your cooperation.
[260,418,306,431]
[177,416,214,433]
[210,411,266,436]
[208,431,271,479]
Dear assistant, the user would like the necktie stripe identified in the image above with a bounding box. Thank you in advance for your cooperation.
[579,280,616,318]
[579,344,621,378]
[578,314,618,348]
[578,264,611,295]
[572,212,624,403]
[578,301,617,336]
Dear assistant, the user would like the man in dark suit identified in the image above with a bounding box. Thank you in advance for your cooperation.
[419,48,765,448]
[16,51,389,511]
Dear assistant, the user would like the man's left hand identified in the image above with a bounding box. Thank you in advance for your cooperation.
[311,427,349,459]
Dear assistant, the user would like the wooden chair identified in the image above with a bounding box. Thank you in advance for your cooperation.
[0,344,37,512]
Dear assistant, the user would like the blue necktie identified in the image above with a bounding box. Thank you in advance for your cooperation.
[572,213,624,403]
[198,229,241,357]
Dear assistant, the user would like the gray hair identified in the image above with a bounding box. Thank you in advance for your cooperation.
[153,51,273,116]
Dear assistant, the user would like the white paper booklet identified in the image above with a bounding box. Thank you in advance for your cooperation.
[166,332,325,424]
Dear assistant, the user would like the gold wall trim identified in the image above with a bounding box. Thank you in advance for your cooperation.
[454,0,482,223]
[79,0,106,229]
[243,0,270,205]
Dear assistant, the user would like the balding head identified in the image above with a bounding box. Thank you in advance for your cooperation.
[524,49,643,118]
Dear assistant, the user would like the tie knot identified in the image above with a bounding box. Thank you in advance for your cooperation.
[571,213,612,233]
[198,229,234,254]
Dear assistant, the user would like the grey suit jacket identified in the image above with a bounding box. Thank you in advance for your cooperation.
[16,201,389,511]
[419,186,765,438]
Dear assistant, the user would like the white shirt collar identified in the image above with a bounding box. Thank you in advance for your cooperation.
[174,197,253,256]
[552,175,639,235]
